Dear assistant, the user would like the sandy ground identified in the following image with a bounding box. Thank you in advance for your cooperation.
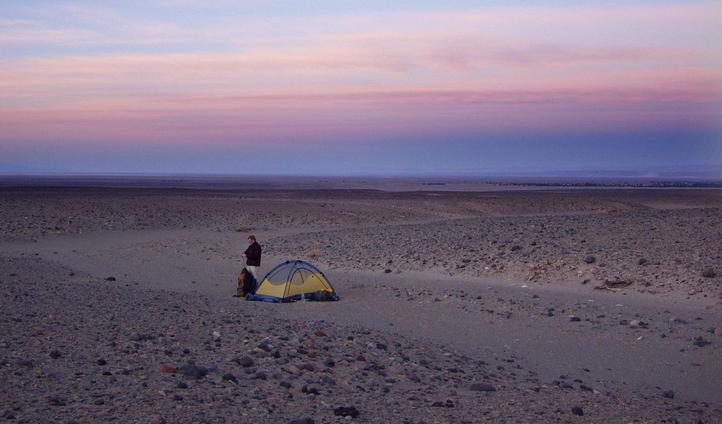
[1,186,721,423]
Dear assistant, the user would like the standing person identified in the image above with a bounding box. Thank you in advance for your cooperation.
[243,235,262,281]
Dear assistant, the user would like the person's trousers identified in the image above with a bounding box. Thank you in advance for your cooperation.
[246,266,260,281]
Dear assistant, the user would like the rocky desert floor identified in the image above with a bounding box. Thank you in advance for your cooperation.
[1,185,721,423]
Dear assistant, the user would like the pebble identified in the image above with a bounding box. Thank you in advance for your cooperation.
[333,406,360,418]
[236,356,254,367]
[288,419,314,424]
[470,383,496,392]
[222,373,238,383]
[177,362,208,379]
[693,337,711,347]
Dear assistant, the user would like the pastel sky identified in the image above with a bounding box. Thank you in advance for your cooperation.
[1,0,721,175]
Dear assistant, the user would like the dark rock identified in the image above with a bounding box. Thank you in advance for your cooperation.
[177,362,208,379]
[97,358,107,366]
[255,371,267,380]
[638,258,648,266]
[570,316,581,322]
[17,360,34,368]
[510,245,522,252]
[49,350,61,359]
[583,256,596,264]
[470,383,496,392]
[663,390,675,399]
[235,356,254,367]
[321,376,336,386]
[376,342,387,350]
[105,276,116,282]
[288,419,315,424]
[571,406,584,416]
[701,268,716,278]
[280,380,292,389]
[693,337,710,347]
[302,385,320,395]
[323,358,335,368]
[384,269,392,274]
[222,373,238,383]
[333,406,359,418]
[176,381,188,389]
[431,399,455,407]
[48,396,66,406]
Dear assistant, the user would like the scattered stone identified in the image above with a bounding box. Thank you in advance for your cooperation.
[663,390,675,399]
[470,383,496,392]
[256,342,271,352]
[49,350,61,359]
[384,269,392,274]
[97,358,107,366]
[302,385,320,395]
[333,406,360,418]
[105,276,117,282]
[693,337,711,347]
[288,419,314,424]
[571,406,584,416]
[177,362,208,379]
[222,373,238,383]
[701,268,716,278]
[583,256,596,264]
[431,399,455,407]
[235,356,254,367]
[176,381,188,389]
[570,316,581,322]
[17,360,34,368]
[638,258,648,266]
[48,396,67,406]
[595,278,632,290]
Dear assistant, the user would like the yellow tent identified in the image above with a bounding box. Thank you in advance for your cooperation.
[249,260,338,302]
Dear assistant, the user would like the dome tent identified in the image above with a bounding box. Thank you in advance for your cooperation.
[247,260,338,303]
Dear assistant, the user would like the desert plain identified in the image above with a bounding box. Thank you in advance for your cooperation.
[1,178,721,423]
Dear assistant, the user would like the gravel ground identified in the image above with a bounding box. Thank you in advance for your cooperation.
[1,187,721,423]
[267,207,722,297]
[2,256,719,423]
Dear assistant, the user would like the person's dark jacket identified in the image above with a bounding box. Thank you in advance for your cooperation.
[244,242,262,266]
